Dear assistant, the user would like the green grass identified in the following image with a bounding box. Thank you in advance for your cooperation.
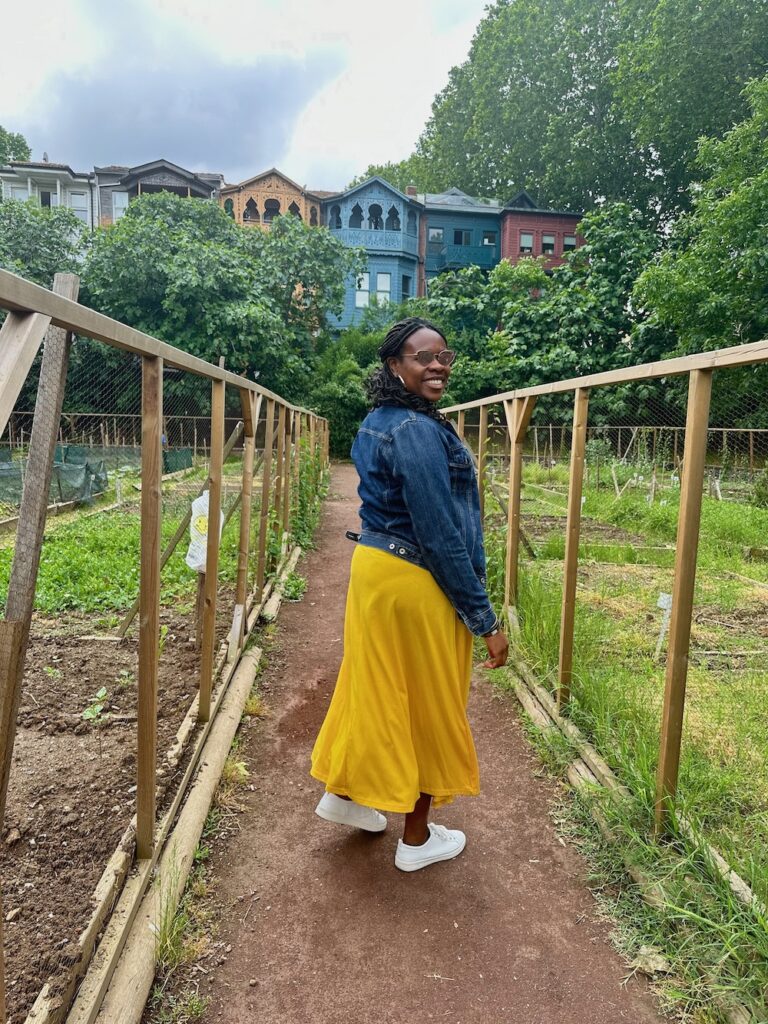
[488,467,768,1019]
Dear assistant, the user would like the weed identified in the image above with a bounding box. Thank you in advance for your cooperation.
[243,692,267,718]
[116,668,134,689]
[283,571,307,602]
[43,665,61,679]
[82,686,110,759]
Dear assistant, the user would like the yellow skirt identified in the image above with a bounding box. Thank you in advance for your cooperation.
[310,545,480,813]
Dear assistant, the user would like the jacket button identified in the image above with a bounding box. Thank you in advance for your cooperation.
[398,547,405,555]
[389,543,395,550]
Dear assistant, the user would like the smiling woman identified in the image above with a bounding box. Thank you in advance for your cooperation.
[310,316,508,873]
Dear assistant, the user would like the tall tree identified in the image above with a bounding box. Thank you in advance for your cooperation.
[0,199,86,286]
[615,0,768,217]
[0,125,31,164]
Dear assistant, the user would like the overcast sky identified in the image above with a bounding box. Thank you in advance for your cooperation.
[1,0,487,189]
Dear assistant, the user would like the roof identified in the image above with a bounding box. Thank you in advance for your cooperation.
[331,175,423,206]
[310,190,341,200]
[420,186,501,214]
[221,167,314,196]
[502,189,581,217]
[5,161,92,178]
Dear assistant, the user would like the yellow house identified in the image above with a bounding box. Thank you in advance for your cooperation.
[219,168,325,228]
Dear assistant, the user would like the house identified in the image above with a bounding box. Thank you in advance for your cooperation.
[95,159,224,225]
[415,186,503,288]
[500,190,582,268]
[219,168,323,228]
[0,159,98,228]
[321,177,423,328]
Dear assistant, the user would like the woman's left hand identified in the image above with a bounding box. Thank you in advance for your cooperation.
[480,631,509,669]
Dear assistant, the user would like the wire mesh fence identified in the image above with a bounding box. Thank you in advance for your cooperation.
[0,271,329,1024]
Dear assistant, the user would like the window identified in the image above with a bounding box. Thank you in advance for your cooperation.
[113,191,130,221]
[482,231,496,246]
[385,205,400,231]
[288,201,301,219]
[10,185,29,201]
[355,272,370,308]
[519,231,533,254]
[223,198,235,219]
[406,209,417,235]
[70,192,88,223]
[563,235,577,252]
[329,204,341,229]
[376,272,391,304]
[243,198,259,222]
[402,274,412,299]
[40,189,58,208]
[349,203,363,229]
[309,206,318,227]
[453,229,471,246]
[368,204,383,230]
[263,198,280,223]
[542,234,555,255]
[428,227,443,243]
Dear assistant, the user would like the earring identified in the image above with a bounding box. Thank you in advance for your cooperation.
[397,374,406,385]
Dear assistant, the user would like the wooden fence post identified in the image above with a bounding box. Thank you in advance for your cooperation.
[272,404,287,566]
[256,399,276,595]
[655,369,713,831]
[198,377,225,723]
[503,396,537,614]
[232,391,260,654]
[457,409,465,440]
[282,410,294,544]
[136,355,163,859]
[477,406,489,520]
[558,387,590,707]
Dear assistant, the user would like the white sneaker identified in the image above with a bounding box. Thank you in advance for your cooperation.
[315,792,387,832]
[395,823,466,872]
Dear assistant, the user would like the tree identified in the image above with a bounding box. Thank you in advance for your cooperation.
[0,125,31,164]
[615,0,768,218]
[346,155,439,194]
[81,192,363,406]
[633,76,768,425]
[0,199,86,286]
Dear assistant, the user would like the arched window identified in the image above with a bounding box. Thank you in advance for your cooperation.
[349,203,363,229]
[264,198,280,223]
[385,205,400,231]
[309,206,318,226]
[368,203,383,230]
[329,204,341,229]
[406,209,417,235]
[243,198,259,223]
[288,201,301,218]
[224,198,235,219]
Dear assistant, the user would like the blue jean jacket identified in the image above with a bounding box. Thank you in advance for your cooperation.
[351,405,497,637]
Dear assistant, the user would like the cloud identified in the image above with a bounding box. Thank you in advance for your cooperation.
[14,0,343,181]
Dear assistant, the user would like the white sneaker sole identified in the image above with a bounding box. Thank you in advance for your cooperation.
[395,834,467,872]
[315,801,387,833]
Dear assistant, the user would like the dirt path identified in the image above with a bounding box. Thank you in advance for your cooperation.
[199,464,664,1024]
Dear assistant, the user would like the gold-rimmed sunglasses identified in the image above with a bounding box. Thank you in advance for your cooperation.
[402,350,457,367]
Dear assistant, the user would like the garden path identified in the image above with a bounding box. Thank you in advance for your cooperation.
[196,463,666,1024]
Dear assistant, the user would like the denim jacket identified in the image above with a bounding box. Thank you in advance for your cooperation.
[350,405,497,637]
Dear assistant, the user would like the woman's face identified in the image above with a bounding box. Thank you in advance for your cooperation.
[387,327,451,403]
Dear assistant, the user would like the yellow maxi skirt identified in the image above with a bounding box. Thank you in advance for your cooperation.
[310,545,480,813]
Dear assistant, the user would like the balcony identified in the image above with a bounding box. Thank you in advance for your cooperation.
[331,227,419,257]
[435,244,497,270]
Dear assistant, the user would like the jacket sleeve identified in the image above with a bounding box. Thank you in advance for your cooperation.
[386,418,498,637]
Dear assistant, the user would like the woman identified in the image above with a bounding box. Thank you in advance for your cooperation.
[311,317,509,872]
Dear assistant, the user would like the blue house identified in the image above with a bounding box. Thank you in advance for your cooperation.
[420,187,502,287]
[322,177,422,328]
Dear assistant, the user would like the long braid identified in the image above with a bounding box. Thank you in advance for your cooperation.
[366,317,448,422]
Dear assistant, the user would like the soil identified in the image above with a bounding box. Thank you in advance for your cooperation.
[523,513,646,546]
[1,584,237,1024]
[156,464,667,1024]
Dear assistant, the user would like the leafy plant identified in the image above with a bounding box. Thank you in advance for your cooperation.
[82,686,110,758]
[283,572,307,602]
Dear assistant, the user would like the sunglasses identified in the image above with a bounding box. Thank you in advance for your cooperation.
[403,349,457,367]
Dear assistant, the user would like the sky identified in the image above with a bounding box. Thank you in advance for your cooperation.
[0,0,488,190]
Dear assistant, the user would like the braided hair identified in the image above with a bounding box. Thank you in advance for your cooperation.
[366,317,449,422]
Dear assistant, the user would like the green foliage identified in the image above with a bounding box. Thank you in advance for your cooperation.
[282,571,307,601]
[751,472,768,509]
[346,155,436,194]
[0,199,86,286]
[81,193,363,405]
[0,125,31,164]
[82,686,109,723]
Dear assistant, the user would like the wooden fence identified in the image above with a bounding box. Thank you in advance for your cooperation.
[0,268,329,1022]
[445,335,768,832]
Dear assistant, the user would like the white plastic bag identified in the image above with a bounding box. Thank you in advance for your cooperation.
[185,490,224,573]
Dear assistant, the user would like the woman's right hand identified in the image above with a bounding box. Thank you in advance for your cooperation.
[481,631,509,669]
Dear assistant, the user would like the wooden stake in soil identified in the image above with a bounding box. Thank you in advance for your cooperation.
[256,399,276,595]
[477,405,489,520]
[136,355,162,860]
[655,369,713,832]
[558,387,589,707]
[503,395,536,609]
[272,404,287,564]
[233,391,260,652]
[281,409,294,540]
[198,376,225,723]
